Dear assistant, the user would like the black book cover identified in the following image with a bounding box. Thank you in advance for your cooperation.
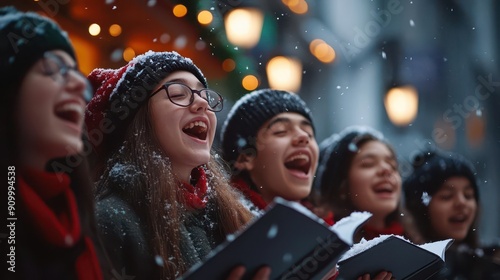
[337,235,453,280]
[179,198,371,280]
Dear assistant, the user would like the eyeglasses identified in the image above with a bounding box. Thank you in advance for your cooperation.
[151,82,224,112]
[42,52,93,102]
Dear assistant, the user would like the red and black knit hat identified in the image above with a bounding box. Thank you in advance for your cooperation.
[85,51,207,156]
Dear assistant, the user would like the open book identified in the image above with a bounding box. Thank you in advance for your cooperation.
[337,235,454,280]
[179,197,371,280]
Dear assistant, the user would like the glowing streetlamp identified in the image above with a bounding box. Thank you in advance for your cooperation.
[266,56,302,92]
[384,85,419,126]
[224,8,264,48]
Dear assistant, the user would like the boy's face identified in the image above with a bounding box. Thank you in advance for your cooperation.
[237,112,319,203]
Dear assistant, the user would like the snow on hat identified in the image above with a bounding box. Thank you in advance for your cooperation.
[85,51,207,156]
[403,149,480,208]
[220,88,314,164]
[314,126,386,200]
[0,6,75,93]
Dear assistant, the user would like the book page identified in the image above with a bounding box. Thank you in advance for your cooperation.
[420,239,454,260]
[331,211,372,245]
[338,235,451,280]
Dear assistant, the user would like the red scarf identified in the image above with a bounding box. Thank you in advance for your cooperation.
[18,169,103,280]
[362,221,405,240]
[181,167,209,209]
[230,177,268,210]
[300,200,335,226]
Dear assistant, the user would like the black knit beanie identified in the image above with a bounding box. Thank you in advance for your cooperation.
[314,126,386,198]
[403,149,480,207]
[85,51,207,156]
[0,6,76,164]
[0,6,75,93]
[220,89,314,164]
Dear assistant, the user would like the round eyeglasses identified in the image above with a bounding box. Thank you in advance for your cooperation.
[42,52,93,103]
[151,82,224,112]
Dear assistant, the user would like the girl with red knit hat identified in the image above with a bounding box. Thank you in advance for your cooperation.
[85,51,270,279]
[0,6,107,280]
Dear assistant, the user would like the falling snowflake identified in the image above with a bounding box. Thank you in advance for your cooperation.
[421,192,431,206]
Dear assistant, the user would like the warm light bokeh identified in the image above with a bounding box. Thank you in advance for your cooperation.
[384,86,419,126]
[109,24,122,37]
[197,10,213,25]
[88,23,101,36]
[173,4,188,17]
[266,56,302,92]
[224,8,264,48]
[222,58,236,72]
[242,75,259,91]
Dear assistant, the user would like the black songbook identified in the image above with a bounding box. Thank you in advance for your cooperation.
[337,235,453,280]
[179,198,371,280]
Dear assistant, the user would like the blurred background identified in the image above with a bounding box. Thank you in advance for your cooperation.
[7,0,499,246]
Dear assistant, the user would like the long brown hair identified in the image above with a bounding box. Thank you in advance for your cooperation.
[95,104,253,279]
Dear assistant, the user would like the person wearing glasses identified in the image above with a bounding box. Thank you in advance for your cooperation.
[85,51,270,280]
[0,6,107,280]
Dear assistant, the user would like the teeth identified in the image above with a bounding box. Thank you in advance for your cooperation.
[56,103,84,117]
[286,153,310,163]
[183,121,207,130]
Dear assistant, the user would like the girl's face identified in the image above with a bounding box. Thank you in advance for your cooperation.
[149,71,216,181]
[17,50,88,169]
[428,176,477,241]
[347,140,401,219]
[241,112,319,203]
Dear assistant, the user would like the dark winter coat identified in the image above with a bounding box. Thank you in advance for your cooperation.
[96,192,224,280]
[431,244,500,280]
[95,195,156,280]
[16,229,89,279]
